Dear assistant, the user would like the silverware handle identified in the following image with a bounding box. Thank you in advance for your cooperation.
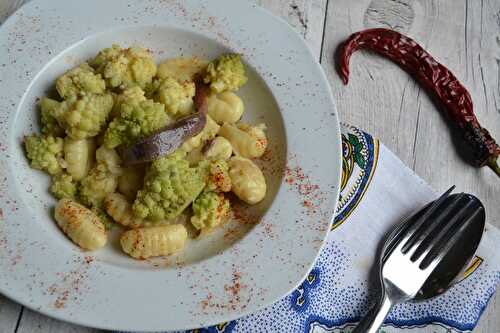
[352,294,392,333]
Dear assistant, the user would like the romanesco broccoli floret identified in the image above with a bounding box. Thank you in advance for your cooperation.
[191,191,230,230]
[50,173,77,199]
[91,207,115,230]
[79,146,122,207]
[40,97,65,136]
[24,134,64,175]
[111,86,146,119]
[58,94,114,139]
[203,54,247,93]
[153,77,195,118]
[132,155,206,221]
[103,99,170,149]
[56,63,106,99]
[79,163,118,208]
[205,159,232,192]
[90,44,157,90]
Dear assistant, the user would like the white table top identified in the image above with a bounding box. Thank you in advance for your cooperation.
[1,0,498,332]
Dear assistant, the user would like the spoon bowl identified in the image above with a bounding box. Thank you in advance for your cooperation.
[416,193,485,299]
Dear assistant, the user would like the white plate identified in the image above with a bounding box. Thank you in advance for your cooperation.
[0,0,341,331]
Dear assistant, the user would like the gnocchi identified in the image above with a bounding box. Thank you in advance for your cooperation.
[218,122,268,158]
[104,192,149,228]
[79,146,121,208]
[63,137,95,180]
[204,137,233,161]
[229,156,267,204]
[207,92,244,124]
[95,145,122,176]
[157,57,208,82]
[104,193,173,229]
[120,224,188,259]
[24,47,272,260]
[54,198,107,250]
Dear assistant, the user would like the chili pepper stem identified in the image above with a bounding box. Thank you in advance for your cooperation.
[488,157,500,178]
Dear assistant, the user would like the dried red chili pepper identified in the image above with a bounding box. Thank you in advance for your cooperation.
[337,28,500,178]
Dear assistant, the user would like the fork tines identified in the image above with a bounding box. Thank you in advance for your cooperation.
[389,186,484,270]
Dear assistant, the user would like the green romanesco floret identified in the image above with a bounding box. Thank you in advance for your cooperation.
[204,159,232,192]
[132,154,206,221]
[103,99,170,149]
[111,86,146,119]
[91,207,115,230]
[90,44,157,90]
[79,163,118,208]
[39,97,65,136]
[24,134,64,175]
[79,146,122,208]
[50,173,77,199]
[153,77,195,118]
[58,94,114,139]
[191,191,230,230]
[55,63,106,99]
[203,54,247,93]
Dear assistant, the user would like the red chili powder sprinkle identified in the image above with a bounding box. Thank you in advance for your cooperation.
[223,226,240,242]
[284,163,325,217]
[201,293,213,310]
[48,256,94,309]
[54,291,69,309]
[256,138,268,149]
[199,270,248,313]
[84,256,94,264]
[231,201,259,225]
[263,223,275,239]
[299,184,320,196]
[256,146,285,177]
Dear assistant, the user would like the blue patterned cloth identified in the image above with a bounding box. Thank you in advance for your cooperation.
[123,125,500,333]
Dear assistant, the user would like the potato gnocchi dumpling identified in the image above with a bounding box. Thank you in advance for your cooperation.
[54,198,107,250]
[229,156,267,204]
[63,137,95,181]
[207,92,244,124]
[79,146,122,208]
[204,137,233,161]
[157,57,208,83]
[219,122,268,158]
[120,224,188,259]
[24,46,271,259]
[104,192,158,229]
[95,146,122,176]
[206,160,232,193]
